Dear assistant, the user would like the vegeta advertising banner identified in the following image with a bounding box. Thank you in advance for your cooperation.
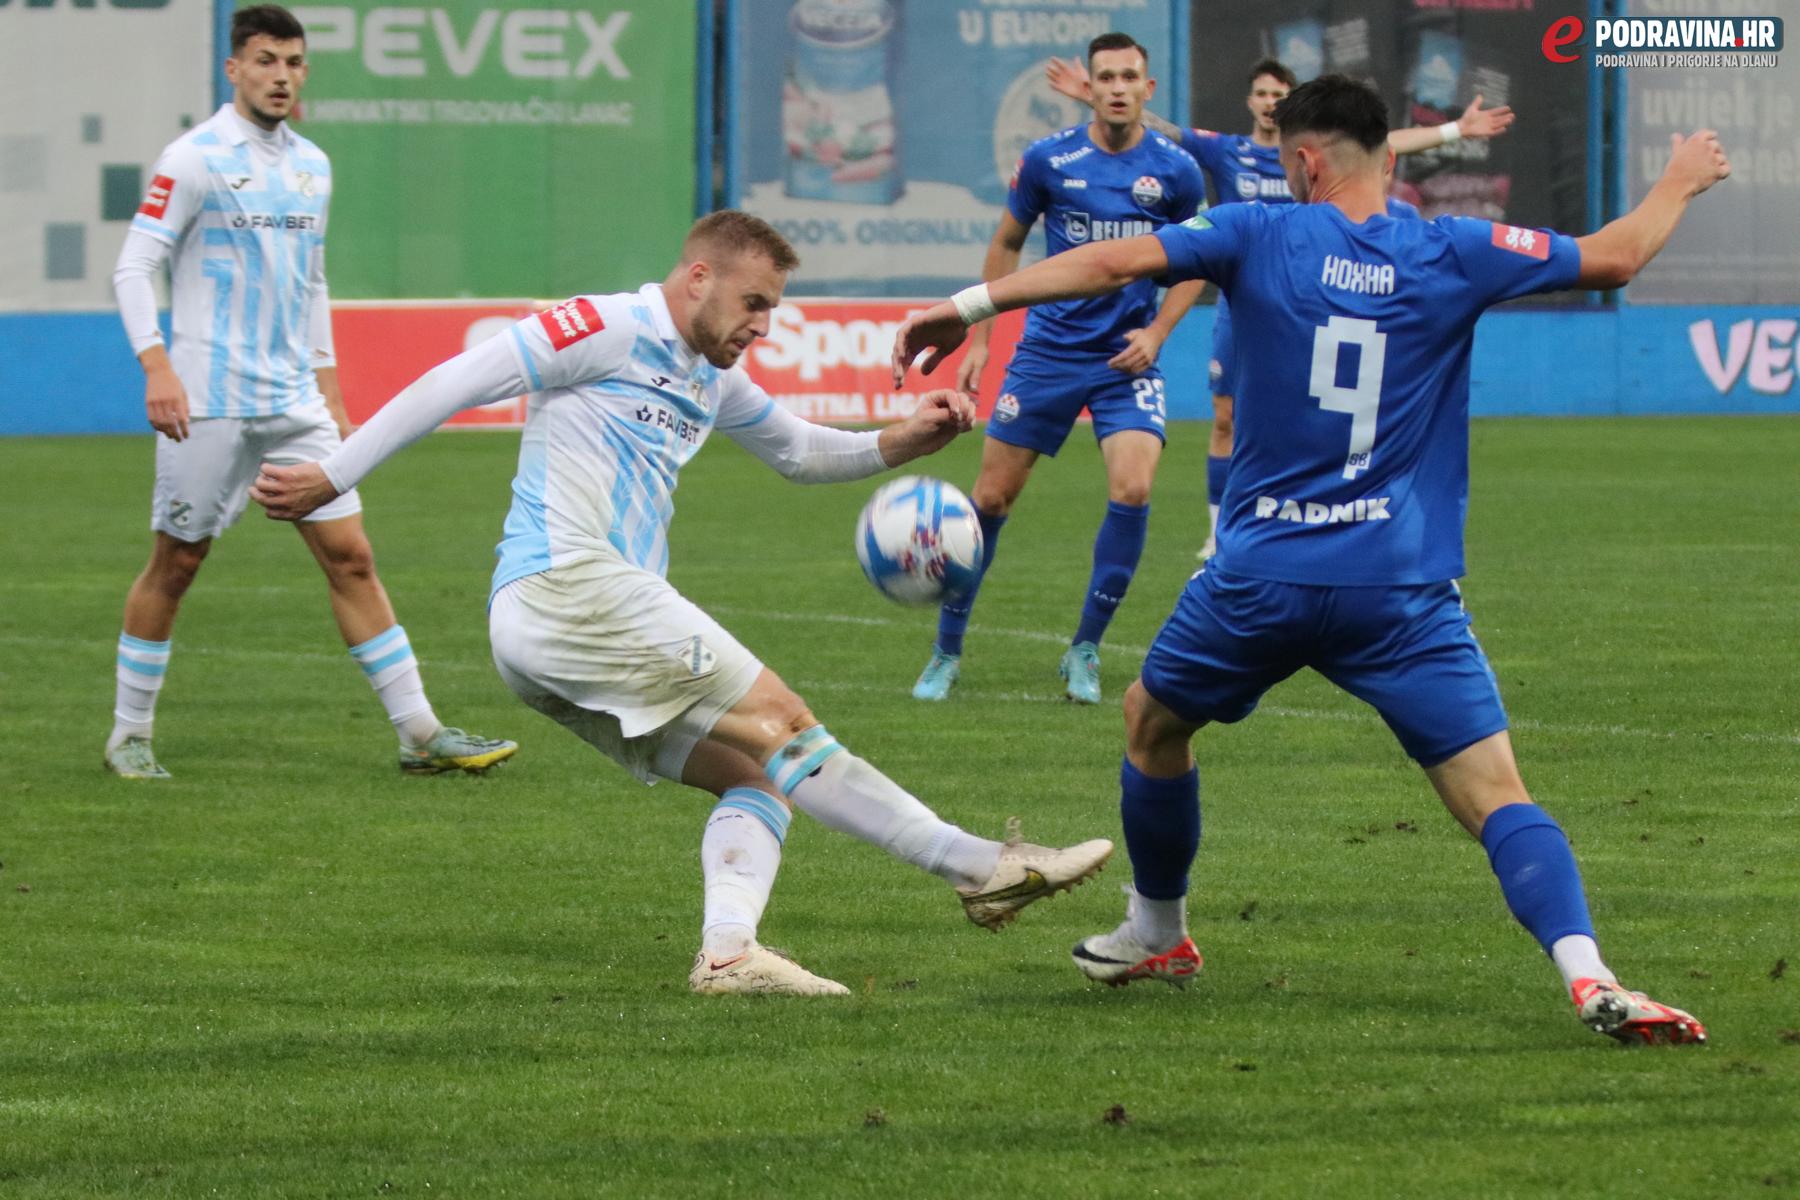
[728,0,1179,296]
[1185,0,1590,265]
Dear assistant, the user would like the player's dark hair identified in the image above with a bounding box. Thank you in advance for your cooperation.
[1273,74,1389,151]
[231,4,306,53]
[1088,32,1149,69]
[1247,58,1298,90]
[682,210,801,273]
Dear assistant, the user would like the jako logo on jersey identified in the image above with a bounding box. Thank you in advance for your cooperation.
[1254,496,1392,524]
[1491,223,1548,260]
[754,305,909,382]
[138,174,175,220]
[296,7,632,80]
[1062,178,1087,189]
[1321,255,1396,296]
[994,393,1019,423]
[539,298,604,350]
[1050,146,1093,170]
[1063,212,1154,244]
[1131,175,1163,206]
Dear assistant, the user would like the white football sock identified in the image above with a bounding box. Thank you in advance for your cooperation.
[1127,886,1188,954]
[347,625,440,748]
[110,633,169,750]
[701,788,789,957]
[768,725,1000,890]
[1207,502,1221,535]
[1550,934,1615,989]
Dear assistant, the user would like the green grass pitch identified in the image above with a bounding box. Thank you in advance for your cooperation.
[2,418,1796,1198]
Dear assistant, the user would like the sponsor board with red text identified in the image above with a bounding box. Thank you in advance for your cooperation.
[331,299,1029,429]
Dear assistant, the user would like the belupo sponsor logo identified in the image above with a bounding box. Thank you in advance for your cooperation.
[1064,212,1153,244]
[753,304,917,382]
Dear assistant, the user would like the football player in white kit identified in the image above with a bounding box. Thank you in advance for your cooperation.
[252,211,1115,996]
[106,6,514,780]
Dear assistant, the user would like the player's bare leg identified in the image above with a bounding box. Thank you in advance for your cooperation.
[915,438,1039,700]
[106,532,212,778]
[298,515,515,773]
[1200,394,1233,559]
[1065,430,1161,704]
[711,668,1111,927]
[1073,681,1204,985]
[676,740,848,996]
[1427,732,1705,1045]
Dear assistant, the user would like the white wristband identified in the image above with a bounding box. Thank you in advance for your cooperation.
[951,283,998,327]
[1437,120,1463,145]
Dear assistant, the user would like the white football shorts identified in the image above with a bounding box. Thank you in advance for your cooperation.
[152,398,362,540]
[487,552,764,785]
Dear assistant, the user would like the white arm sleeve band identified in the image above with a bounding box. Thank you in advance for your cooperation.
[723,400,888,483]
[320,331,526,493]
[308,248,336,369]
[112,227,170,355]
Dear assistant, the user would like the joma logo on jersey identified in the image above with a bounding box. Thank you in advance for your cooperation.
[1063,213,1154,244]
[294,6,631,80]
[1254,496,1392,525]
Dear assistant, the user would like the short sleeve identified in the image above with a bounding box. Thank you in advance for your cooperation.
[129,144,204,246]
[1180,129,1230,186]
[1169,149,1206,224]
[1442,218,1582,307]
[506,296,635,392]
[1006,145,1050,227]
[1154,204,1258,289]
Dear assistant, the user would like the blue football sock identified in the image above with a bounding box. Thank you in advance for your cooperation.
[1073,500,1149,647]
[1480,803,1596,955]
[1119,757,1200,901]
[1206,455,1229,507]
[935,508,1006,657]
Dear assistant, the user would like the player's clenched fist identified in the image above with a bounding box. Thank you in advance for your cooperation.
[878,389,976,464]
[1666,130,1731,196]
[251,460,341,521]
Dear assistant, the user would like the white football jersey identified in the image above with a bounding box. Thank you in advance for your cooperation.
[130,105,331,419]
[492,284,782,593]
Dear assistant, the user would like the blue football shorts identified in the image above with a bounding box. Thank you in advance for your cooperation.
[1139,566,1509,767]
[986,342,1167,456]
[1208,298,1237,399]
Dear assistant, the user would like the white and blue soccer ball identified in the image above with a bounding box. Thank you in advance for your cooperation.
[855,475,984,606]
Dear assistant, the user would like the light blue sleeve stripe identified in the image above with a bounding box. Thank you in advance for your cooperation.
[119,634,171,653]
[718,396,776,431]
[356,644,415,677]
[117,653,167,676]
[511,326,544,391]
[350,624,407,657]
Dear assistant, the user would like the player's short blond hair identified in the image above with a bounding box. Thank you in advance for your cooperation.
[679,210,800,274]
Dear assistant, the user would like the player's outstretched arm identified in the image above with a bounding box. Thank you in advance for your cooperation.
[252,330,533,520]
[893,236,1172,384]
[1389,94,1515,155]
[1575,130,1730,289]
[956,213,1033,396]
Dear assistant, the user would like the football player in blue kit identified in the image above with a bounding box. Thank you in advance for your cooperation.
[1048,55,1513,557]
[911,32,1208,707]
[894,75,1730,1045]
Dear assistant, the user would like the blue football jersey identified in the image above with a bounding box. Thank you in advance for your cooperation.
[1181,131,1293,208]
[1157,204,1580,585]
[1008,126,1205,354]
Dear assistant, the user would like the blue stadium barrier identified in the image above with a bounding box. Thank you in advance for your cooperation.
[3,306,1794,437]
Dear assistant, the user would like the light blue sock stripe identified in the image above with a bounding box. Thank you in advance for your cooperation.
[719,787,791,845]
[356,643,415,677]
[349,625,407,658]
[117,653,167,677]
[767,727,845,795]
[119,634,171,653]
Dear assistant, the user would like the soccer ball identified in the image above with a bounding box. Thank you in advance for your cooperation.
[855,476,984,606]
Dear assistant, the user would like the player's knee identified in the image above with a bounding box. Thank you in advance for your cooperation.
[151,539,210,596]
[1109,477,1153,507]
[1123,681,1191,765]
[320,538,377,587]
[969,479,1019,517]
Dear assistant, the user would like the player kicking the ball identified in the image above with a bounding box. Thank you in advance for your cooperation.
[895,77,1727,1045]
[253,211,1112,997]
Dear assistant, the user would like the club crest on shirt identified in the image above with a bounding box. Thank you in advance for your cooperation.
[690,378,709,415]
[1132,175,1163,206]
[296,171,316,198]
